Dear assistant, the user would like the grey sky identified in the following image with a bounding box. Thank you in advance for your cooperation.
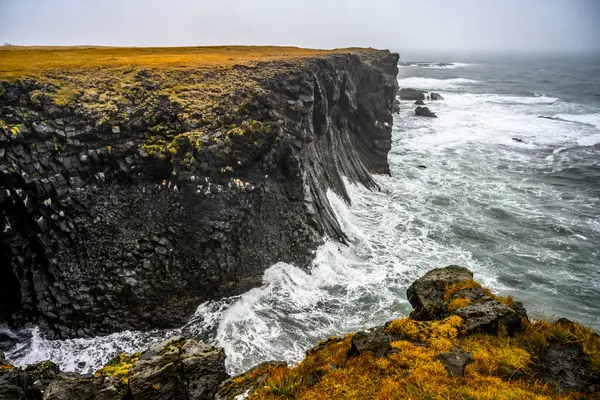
[0,0,599,52]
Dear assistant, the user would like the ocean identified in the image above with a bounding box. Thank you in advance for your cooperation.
[5,52,600,376]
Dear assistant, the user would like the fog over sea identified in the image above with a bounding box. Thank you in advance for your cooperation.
[6,52,600,376]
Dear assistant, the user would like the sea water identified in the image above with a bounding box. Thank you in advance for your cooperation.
[6,53,600,376]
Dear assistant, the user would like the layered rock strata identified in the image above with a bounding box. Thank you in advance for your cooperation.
[0,49,399,338]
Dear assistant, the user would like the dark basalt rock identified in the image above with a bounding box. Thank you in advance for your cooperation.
[512,137,524,143]
[407,265,473,320]
[430,92,444,100]
[347,328,393,358]
[3,337,229,400]
[534,341,591,393]
[129,337,228,400]
[0,51,399,338]
[531,319,600,394]
[414,100,425,105]
[415,106,437,118]
[434,347,473,377]
[453,298,523,335]
[398,88,427,100]
[0,360,61,400]
[407,266,526,334]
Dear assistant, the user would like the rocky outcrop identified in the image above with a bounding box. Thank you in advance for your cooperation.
[2,266,598,398]
[430,92,444,100]
[414,100,425,105]
[434,347,473,377]
[407,265,527,334]
[0,50,399,338]
[398,88,426,100]
[415,106,437,118]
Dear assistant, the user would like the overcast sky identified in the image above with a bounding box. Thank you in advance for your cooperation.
[0,0,599,53]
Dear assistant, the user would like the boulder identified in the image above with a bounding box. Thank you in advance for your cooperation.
[415,107,438,118]
[414,100,425,105]
[407,266,473,320]
[43,374,98,400]
[512,137,524,143]
[398,88,427,100]
[453,299,524,335]
[434,347,473,377]
[347,328,392,358]
[430,92,444,100]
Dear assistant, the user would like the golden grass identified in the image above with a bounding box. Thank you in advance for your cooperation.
[0,46,378,153]
[445,279,516,309]
[94,352,141,382]
[246,316,596,400]
[0,45,375,79]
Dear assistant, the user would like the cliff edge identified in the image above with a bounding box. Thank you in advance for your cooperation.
[0,46,399,338]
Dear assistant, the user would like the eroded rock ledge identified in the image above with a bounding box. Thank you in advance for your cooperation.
[0,48,399,338]
[2,266,598,399]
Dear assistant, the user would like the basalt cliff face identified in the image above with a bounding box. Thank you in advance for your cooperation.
[0,48,399,338]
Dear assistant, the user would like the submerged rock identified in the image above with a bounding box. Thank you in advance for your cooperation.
[398,88,427,100]
[415,106,438,118]
[414,99,425,105]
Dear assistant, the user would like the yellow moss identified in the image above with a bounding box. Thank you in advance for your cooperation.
[447,297,472,311]
[386,318,421,340]
[95,353,141,382]
[386,316,463,353]
[247,315,593,399]
[53,86,80,105]
[444,279,482,301]
[445,279,517,311]
[461,334,531,378]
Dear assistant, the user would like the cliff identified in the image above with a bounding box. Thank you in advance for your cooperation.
[1,266,598,399]
[0,46,399,338]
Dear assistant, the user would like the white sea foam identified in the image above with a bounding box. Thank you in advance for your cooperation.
[6,327,172,374]
[397,77,481,91]
[6,58,600,379]
[398,62,475,69]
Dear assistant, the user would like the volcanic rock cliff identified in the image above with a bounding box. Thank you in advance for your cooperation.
[0,47,399,338]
